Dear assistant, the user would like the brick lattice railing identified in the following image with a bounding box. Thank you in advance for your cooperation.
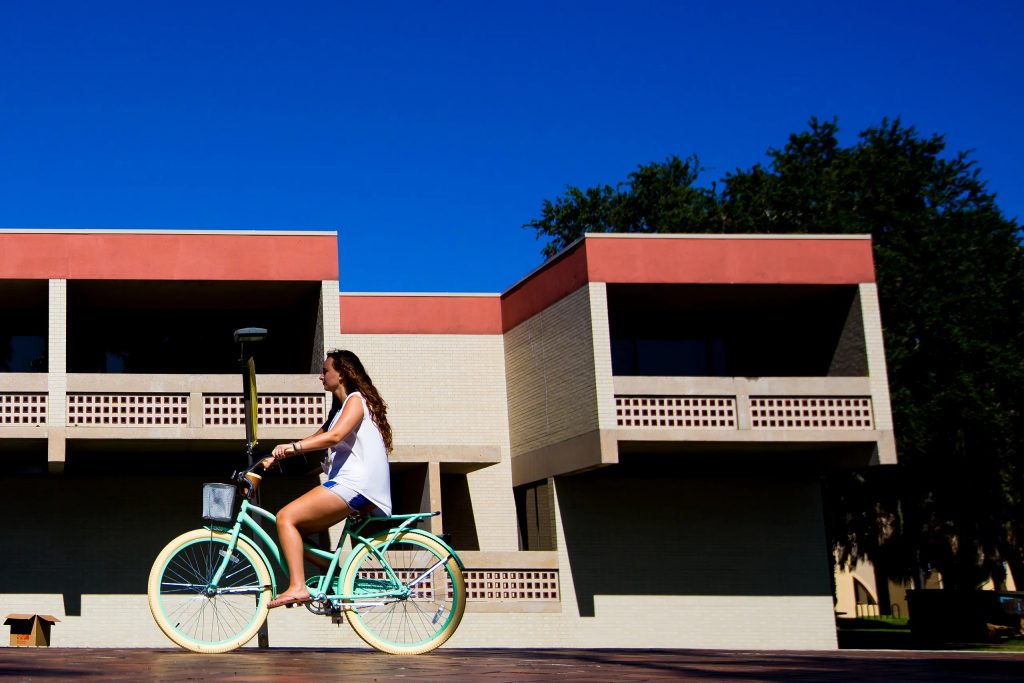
[68,394,188,426]
[0,393,47,425]
[354,568,560,603]
[203,394,324,427]
[616,394,875,430]
[64,392,327,428]
[615,396,737,428]
[749,397,874,429]
[464,569,560,601]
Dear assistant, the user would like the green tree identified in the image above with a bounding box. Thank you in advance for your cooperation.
[524,155,720,258]
[524,117,1024,590]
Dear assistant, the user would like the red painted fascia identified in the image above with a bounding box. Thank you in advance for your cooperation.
[340,294,502,334]
[500,240,591,332]
[0,231,338,281]
[584,236,876,285]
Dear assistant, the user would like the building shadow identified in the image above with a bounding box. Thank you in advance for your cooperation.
[0,469,317,616]
[555,463,832,617]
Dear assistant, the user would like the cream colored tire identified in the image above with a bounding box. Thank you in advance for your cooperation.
[148,528,271,653]
[342,530,466,654]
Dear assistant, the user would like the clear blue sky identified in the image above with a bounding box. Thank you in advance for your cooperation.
[2,1,1021,292]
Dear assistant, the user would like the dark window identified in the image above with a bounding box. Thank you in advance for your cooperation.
[0,280,48,372]
[513,480,555,551]
[608,283,867,377]
[440,472,479,551]
[0,334,47,372]
[67,280,321,373]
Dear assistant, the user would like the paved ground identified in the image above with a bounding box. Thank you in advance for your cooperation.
[1,647,1023,682]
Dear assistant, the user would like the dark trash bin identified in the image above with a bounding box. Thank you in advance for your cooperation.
[908,590,1024,643]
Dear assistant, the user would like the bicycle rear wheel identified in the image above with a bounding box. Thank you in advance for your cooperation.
[342,529,466,655]
[147,528,271,653]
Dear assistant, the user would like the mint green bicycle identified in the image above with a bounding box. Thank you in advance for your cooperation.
[147,464,466,654]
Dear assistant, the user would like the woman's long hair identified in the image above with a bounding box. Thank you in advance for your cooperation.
[327,349,393,453]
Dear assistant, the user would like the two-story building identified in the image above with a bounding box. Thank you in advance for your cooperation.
[0,229,894,649]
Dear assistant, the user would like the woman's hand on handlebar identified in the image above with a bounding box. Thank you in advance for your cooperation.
[262,444,299,471]
[260,443,295,471]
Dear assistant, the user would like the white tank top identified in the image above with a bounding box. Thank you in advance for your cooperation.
[323,392,392,515]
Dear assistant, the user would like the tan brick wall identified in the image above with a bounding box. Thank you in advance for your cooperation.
[588,283,617,430]
[337,333,518,551]
[504,285,601,455]
[7,594,836,649]
[321,280,342,360]
[464,459,518,551]
[859,283,897,463]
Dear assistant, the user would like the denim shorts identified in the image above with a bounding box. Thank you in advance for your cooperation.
[322,480,379,515]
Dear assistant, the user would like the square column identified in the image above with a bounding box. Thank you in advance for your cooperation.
[47,279,67,473]
[427,461,443,535]
[320,279,342,358]
[860,283,896,463]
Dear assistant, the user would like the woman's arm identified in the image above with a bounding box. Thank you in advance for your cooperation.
[264,396,365,467]
[259,424,330,469]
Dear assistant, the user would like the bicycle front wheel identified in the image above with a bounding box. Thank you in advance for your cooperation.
[147,528,271,653]
[342,529,466,655]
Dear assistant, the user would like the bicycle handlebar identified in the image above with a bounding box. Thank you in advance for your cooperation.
[232,456,273,499]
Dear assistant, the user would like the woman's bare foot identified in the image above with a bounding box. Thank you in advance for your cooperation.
[268,591,312,609]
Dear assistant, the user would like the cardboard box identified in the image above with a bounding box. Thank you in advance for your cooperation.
[4,614,60,647]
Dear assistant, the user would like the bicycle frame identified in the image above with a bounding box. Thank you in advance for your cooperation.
[206,498,450,608]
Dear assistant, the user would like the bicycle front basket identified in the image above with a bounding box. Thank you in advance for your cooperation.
[202,483,237,525]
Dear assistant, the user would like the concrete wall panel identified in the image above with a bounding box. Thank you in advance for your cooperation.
[504,286,599,456]
[336,333,518,550]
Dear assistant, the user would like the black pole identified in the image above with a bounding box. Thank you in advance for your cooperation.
[241,354,258,466]
[234,327,267,465]
[234,327,268,648]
